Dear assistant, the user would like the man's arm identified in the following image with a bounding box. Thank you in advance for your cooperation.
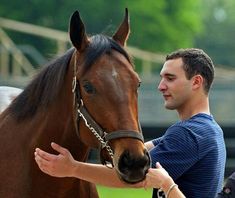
[34,142,142,188]
[144,140,154,151]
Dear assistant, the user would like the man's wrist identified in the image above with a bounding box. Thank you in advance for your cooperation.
[161,176,175,193]
[70,161,80,177]
[165,183,178,198]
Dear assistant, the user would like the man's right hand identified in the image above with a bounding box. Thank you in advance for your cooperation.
[34,142,77,178]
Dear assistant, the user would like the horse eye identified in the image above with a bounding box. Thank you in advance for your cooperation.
[138,81,141,88]
[83,81,95,94]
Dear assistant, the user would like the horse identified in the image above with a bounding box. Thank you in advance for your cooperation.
[0,9,150,197]
[0,86,22,113]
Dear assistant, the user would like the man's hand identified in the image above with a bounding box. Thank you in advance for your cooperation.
[34,142,76,177]
[144,162,174,190]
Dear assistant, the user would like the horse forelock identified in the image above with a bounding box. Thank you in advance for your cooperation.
[83,34,133,74]
[8,48,75,120]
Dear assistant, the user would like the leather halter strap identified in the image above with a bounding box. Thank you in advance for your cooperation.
[78,103,144,142]
[104,130,144,142]
[75,80,144,143]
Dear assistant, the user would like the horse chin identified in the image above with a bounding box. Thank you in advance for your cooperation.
[117,170,147,184]
[114,162,149,184]
[113,149,150,184]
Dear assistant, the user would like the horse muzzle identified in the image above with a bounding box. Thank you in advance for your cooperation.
[116,148,150,183]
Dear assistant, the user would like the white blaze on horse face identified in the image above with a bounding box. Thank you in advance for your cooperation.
[110,66,126,101]
[112,67,119,79]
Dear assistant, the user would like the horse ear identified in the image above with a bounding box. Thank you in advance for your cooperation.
[69,11,89,52]
[112,8,130,47]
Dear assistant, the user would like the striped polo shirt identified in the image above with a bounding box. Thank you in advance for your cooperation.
[150,113,226,198]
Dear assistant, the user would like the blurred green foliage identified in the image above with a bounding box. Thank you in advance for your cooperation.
[0,0,203,53]
[126,0,204,52]
[0,0,235,67]
[195,0,235,67]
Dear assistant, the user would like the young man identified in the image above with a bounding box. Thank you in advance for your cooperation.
[35,48,226,198]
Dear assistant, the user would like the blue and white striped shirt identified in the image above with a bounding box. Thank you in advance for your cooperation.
[150,113,226,198]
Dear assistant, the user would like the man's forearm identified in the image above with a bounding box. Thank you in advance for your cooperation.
[72,161,137,188]
[34,143,144,188]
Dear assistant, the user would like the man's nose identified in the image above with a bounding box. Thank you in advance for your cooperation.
[157,80,166,92]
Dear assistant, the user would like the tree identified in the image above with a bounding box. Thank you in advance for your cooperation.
[125,0,204,52]
[0,0,204,55]
[195,0,235,67]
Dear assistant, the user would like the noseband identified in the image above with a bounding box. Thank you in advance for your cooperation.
[72,66,144,166]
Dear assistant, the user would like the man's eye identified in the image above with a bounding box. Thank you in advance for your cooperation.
[167,77,174,81]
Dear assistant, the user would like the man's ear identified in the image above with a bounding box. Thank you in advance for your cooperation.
[192,75,203,90]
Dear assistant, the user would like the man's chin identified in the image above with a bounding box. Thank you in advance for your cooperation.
[164,103,176,110]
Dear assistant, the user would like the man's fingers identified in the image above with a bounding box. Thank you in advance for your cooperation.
[156,162,162,169]
[35,148,56,161]
[34,153,52,170]
[34,152,59,176]
[51,142,68,156]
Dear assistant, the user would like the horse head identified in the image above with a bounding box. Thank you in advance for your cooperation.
[69,9,150,183]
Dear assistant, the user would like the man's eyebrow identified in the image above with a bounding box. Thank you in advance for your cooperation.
[160,73,176,77]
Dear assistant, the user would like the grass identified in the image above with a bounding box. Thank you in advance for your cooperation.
[97,186,152,198]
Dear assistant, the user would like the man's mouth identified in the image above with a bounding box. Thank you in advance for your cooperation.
[163,94,171,100]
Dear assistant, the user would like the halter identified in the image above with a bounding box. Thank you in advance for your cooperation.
[72,55,144,166]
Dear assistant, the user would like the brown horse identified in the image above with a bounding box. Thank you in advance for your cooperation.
[0,9,150,198]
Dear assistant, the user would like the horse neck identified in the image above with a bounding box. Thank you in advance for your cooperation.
[31,60,77,142]
[44,65,90,161]
[46,64,75,126]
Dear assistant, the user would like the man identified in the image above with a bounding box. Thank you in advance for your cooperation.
[35,48,226,198]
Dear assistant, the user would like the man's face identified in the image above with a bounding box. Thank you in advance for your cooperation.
[158,58,193,110]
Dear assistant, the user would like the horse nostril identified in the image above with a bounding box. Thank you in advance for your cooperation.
[118,150,150,173]
[117,150,150,183]
[121,152,132,167]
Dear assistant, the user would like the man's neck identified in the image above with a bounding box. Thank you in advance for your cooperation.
[177,97,210,120]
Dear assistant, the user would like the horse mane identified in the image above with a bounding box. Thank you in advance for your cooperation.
[8,48,75,120]
[8,34,132,121]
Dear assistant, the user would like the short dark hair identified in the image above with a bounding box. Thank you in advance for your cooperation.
[166,48,214,93]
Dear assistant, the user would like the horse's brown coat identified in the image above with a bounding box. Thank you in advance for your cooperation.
[0,9,149,197]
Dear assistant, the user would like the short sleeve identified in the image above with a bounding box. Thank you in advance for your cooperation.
[149,125,199,180]
[151,137,162,146]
